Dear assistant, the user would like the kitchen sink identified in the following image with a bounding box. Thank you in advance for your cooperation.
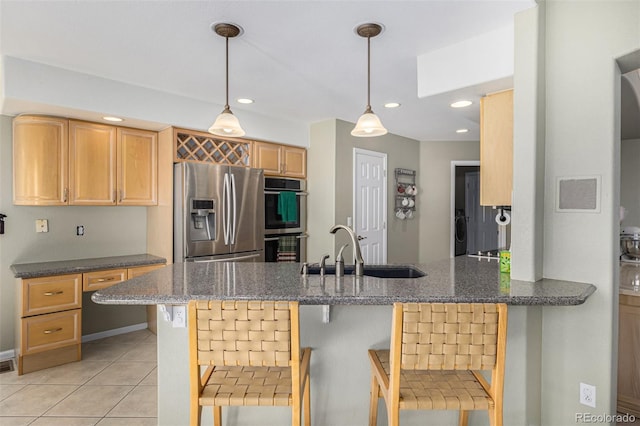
[305,264,426,279]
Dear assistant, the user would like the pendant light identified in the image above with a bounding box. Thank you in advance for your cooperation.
[208,23,246,137]
[351,23,387,137]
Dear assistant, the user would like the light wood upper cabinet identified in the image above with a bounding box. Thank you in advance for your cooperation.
[117,128,158,205]
[13,116,69,205]
[480,89,513,206]
[253,141,306,178]
[13,115,157,206]
[69,120,117,205]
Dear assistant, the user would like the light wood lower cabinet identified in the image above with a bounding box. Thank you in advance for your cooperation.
[17,274,82,375]
[16,263,164,375]
[83,268,127,292]
[618,294,640,417]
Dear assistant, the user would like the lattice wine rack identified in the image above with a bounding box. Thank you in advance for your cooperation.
[175,130,250,166]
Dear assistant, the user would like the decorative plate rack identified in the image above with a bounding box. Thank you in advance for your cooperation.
[394,168,417,220]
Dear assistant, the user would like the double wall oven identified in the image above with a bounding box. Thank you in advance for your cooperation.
[264,177,307,262]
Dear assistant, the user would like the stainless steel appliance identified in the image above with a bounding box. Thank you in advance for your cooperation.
[264,177,307,234]
[263,177,307,262]
[264,233,307,263]
[174,162,264,262]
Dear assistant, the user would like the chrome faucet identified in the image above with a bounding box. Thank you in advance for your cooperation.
[336,244,348,277]
[319,254,330,275]
[330,225,364,276]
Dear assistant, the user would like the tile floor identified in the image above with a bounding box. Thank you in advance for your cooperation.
[0,329,157,426]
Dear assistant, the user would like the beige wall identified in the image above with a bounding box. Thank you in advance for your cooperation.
[621,138,640,227]
[0,115,149,352]
[418,140,480,262]
[307,120,337,262]
[308,119,420,264]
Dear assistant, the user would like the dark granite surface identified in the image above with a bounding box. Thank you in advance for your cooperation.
[92,256,596,306]
[11,254,167,279]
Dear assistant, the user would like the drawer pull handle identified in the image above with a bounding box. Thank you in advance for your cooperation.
[43,328,63,334]
[43,291,64,296]
[95,277,115,283]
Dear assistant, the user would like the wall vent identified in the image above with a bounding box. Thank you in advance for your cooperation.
[556,176,601,213]
[0,359,14,374]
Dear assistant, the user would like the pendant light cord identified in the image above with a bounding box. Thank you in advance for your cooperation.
[367,35,371,110]
[225,35,230,110]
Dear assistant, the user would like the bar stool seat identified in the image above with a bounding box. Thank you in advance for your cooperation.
[189,300,311,426]
[368,303,508,426]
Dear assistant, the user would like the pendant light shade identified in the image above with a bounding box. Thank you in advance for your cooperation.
[209,23,245,137]
[351,23,387,138]
[208,107,244,136]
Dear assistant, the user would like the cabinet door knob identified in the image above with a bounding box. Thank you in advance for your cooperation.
[95,277,115,283]
[43,328,63,334]
[43,290,64,296]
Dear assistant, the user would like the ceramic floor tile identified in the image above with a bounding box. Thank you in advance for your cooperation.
[81,342,136,362]
[0,384,77,416]
[85,362,155,386]
[138,368,157,386]
[118,343,157,363]
[96,417,157,426]
[0,416,36,425]
[44,385,133,418]
[30,417,101,425]
[32,361,111,385]
[106,386,157,418]
[0,384,26,401]
[0,367,52,385]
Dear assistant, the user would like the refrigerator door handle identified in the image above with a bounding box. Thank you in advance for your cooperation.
[231,173,237,244]
[223,172,230,245]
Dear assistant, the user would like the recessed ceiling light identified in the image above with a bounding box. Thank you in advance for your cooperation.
[450,100,473,108]
[456,128,469,133]
[384,102,401,108]
[237,98,254,104]
[102,116,124,122]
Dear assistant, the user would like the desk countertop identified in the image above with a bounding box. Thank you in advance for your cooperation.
[11,254,167,279]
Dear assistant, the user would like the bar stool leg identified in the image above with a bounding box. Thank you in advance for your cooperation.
[459,409,469,426]
[369,375,379,426]
[213,406,221,426]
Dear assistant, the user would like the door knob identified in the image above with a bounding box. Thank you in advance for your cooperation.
[357,235,367,241]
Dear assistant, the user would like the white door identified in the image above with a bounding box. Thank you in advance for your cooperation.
[354,148,387,264]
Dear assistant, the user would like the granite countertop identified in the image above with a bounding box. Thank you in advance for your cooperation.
[92,256,596,306]
[11,254,167,279]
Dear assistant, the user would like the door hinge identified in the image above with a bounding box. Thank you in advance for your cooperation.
[383,169,387,178]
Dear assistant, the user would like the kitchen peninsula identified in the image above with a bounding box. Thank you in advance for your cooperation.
[93,257,595,425]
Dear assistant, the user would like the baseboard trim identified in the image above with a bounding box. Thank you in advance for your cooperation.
[82,322,149,343]
[0,349,15,361]
[0,323,149,361]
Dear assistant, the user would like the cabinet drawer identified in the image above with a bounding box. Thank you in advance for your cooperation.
[128,263,165,279]
[22,274,82,316]
[83,268,127,292]
[21,309,81,355]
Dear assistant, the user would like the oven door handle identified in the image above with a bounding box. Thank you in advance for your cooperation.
[264,191,308,196]
[264,234,308,242]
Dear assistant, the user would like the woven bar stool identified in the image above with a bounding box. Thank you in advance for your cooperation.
[188,300,311,426]
[368,303,508,426]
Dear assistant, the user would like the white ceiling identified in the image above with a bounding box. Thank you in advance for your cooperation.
[2,0,538,141]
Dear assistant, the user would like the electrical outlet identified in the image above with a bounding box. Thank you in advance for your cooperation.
[172,305,187,328]
[35,219,48,233]
[76,225,85,236]
[580,382,596,407]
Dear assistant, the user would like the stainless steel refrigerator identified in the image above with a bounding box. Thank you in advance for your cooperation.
[174,162,265,262]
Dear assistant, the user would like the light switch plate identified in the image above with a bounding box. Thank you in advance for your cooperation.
[35,219,48,233]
